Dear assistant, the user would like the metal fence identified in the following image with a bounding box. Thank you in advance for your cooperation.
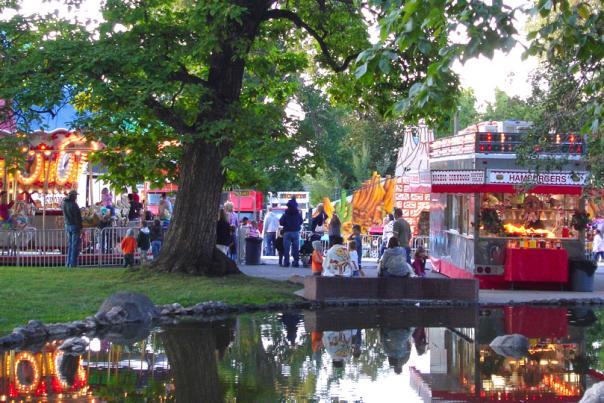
[0,226,153,267]
[0,226,431,267]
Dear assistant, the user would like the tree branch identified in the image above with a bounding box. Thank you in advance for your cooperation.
[263,9,358,73]
[167,64,209,87]
[144,98,193,134]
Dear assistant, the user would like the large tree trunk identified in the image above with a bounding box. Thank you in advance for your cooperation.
[152,140,240,275]
[161,321,234,403]
[150,2,269,275]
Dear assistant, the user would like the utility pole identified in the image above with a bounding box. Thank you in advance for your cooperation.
[453,106,461,136]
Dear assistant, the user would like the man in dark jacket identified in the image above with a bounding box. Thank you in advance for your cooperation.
[62,190,82,267]
[279,198,303,267]
[392,208,412,264]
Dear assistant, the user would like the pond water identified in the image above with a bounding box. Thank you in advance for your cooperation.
[1,305,604,402]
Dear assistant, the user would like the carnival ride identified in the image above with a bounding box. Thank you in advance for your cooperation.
[320,123,433,237]
[0,129,101,229]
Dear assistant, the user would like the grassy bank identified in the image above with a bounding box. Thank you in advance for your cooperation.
[0,266,299,335]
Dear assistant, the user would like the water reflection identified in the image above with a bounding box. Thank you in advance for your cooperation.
[2,305,604,401]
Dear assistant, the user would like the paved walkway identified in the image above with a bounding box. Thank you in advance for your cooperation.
[240,257,604,304]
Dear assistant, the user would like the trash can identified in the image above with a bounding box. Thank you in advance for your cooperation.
[245,237,263,265]
[569,258,597,292]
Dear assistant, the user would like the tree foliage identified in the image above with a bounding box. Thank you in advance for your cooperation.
[297,85,403,202]
[482,88,539,123]
[436,88,481,137]
[526,0,604,134]
[514,0,604,185]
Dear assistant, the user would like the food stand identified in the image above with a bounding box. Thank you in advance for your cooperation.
[429,121,588,289]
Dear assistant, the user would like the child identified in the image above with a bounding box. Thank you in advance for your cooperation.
[311,241,324,276]
[100,187,115,216]
[137,222,151,264]
[150,219,163,259]
[240,217,251,237]
[275,229,285,266]
[412,246,427,277]
[349,224,363,272]
[249,220,260,238]
[348,240,365,277]
[121,228,137,267]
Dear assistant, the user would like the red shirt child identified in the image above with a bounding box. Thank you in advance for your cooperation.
[311,241,323,275]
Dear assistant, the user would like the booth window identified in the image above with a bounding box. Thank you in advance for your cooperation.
[447,194,473,236]
[479,192,581,239]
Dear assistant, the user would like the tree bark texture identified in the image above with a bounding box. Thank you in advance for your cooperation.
[161,322,233,403]
[152,141,239,275]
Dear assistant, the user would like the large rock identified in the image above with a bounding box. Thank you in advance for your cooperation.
[0,332,25,349]
[96,292,159,326]
[99,322,152,346]
[489,334,529,359]
[580,381,604,403]
[59,337,89,355]
[12,320,48,342]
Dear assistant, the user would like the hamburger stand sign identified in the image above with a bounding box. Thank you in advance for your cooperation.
[487,170,588,186]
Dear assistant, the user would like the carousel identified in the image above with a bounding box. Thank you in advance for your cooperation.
[0,128,101,233]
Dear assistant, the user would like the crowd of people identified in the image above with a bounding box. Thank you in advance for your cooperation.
[62,187,170,268]
[214,196,427,277]
[311,326,427,374]
[280,312,427,375]
[312,207,426,278]
[62,190,426,271]
[216,201,264,262]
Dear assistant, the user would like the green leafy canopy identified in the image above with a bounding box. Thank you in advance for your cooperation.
[0,0,518,189]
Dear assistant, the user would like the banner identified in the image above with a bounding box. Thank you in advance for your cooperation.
[431,170,485,185]
[487,170,588,186]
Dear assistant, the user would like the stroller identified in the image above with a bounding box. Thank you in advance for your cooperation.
[299,232,316,268]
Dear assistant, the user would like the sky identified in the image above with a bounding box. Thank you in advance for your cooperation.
[453,0,538,108]
[1,0,536,108]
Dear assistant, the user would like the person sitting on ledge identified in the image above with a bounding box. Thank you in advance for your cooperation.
[322,236,352,277]
[378,237,411,278]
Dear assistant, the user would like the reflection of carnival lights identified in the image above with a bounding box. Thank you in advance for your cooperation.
[528,344,556,354]
[53,351,87,390]
[542,374,580,396]
[13,352,40,394]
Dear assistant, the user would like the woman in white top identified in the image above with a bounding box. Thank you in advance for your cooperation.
[593,229,604,261]
[381,214,394,258]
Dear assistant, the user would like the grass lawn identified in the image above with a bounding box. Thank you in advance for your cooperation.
[0,266,300,335]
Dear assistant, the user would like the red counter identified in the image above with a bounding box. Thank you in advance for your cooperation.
[504,247,568,283]
[504,306,568,338]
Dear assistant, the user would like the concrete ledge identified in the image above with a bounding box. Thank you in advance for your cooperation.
[303,276,478,302]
